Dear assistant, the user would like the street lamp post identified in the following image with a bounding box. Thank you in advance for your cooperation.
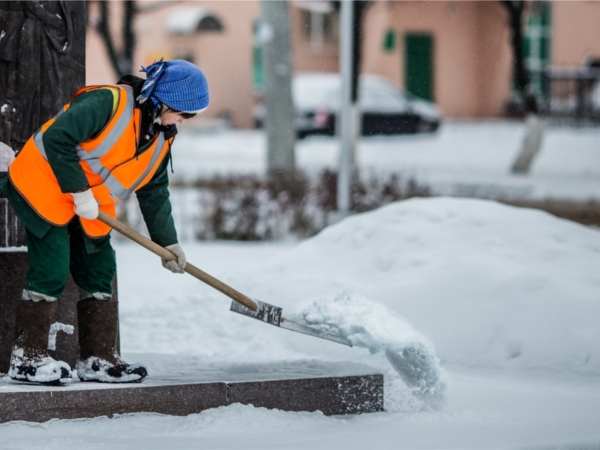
[337,0,355,216]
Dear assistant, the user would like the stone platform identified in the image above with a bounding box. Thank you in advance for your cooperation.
[0,356,384,423]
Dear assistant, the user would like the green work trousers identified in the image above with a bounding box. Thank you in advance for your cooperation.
[24,219,116,300]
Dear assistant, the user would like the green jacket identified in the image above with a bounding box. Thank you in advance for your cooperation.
[0,76,178,252]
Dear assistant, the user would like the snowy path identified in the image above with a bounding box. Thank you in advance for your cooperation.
[1,368,599,449]
[172,122,600,201]
[1,198,599,448]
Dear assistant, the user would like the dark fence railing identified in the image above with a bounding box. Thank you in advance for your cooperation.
[541,67,600,126]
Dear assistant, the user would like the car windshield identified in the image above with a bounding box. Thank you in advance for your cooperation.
[293,74,410,113]
[359,84,409,112]
[293,74,341,110]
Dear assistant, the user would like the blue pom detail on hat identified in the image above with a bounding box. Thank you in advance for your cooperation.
[138,59,210,113]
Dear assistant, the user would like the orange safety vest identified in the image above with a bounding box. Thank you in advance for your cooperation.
[9,84,173,238]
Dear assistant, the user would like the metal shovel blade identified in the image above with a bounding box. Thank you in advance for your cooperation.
[230,300,352,347]
[96,212,352,347]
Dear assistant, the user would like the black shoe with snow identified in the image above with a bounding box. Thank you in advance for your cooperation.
[9,300,72,386]
[76,356,148,383]
[77,300,149,383]
[9,349,72,386]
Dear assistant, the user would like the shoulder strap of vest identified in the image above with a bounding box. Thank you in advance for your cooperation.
[71,84,125,102]
[75,85,136,159]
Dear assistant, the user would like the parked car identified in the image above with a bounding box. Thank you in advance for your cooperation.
[254,73,441,138]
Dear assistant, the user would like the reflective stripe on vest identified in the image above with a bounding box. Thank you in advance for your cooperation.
[29,86,166,202]
[84,132,166,201]
[33,109,66,160]
[75,87,135,159]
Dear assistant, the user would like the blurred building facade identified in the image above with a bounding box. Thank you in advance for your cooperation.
[86,0,600,128]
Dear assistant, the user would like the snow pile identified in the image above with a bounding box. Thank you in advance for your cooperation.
[266,197,600,377]
[115,197,600,400]
[296,292,445,400]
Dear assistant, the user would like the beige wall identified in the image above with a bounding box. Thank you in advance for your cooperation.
[289,5,339,73]
[362,1,512,118]
[553,1,600,66]
[87,1,259,128]
[87,1,600,127]
[473,2,513,118]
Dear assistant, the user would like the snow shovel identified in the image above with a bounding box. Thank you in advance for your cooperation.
[98,212,351,347]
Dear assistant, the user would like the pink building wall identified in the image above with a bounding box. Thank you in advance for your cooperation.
[289,5,339,73]
[552,1,600,66]
[87,1,258,128]
[86,1,600,127]
[362,1,513,118]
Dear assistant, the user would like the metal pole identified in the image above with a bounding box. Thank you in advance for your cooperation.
[337,0,354,214]
[262,0,296,172]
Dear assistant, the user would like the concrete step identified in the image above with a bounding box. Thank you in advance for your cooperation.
[0,357,384,422]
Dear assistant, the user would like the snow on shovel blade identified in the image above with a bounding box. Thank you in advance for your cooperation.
[230,300,352,347]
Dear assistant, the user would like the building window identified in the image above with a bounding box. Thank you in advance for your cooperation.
[197,16,223,32]
[383,29,396,53]
[166,8,225,35]
[300,9,338,48]
[523,1,551,96]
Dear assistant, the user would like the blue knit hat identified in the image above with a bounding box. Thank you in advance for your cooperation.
[138,59,210,113]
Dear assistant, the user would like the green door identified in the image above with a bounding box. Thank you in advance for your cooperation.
[523,1,551,96]
[404,33,434,101]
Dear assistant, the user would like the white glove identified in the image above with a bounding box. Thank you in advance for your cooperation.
[162,243,187,274]
[71,189,99,220]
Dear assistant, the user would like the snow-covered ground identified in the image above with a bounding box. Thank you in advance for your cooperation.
[1,123,599,447]
[171,121,600,202]
[2,197,600,449]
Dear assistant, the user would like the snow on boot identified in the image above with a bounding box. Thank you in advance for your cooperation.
[76,357,148,383]
[9,300,72,386]
[76,299,148,383]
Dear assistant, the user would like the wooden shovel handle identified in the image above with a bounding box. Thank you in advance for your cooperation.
[98,211,258,312]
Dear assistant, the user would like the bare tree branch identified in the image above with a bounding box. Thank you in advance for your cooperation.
[501,0,538,113]
[94,0,138,79]
[123,1,136,74]
[96,1,123,78]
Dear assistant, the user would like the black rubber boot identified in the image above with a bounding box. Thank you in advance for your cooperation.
[9,300,72,385]
[76,299,147,383]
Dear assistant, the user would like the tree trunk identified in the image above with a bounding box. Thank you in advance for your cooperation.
[261,0,296,173]
[96,0,136,79]
[502,0,545,175]
[511,114,547,174]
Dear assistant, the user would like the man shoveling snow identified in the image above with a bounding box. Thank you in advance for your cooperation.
[0,59,209,385]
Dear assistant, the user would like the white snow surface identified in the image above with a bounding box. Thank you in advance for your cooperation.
[2,197,600,448]
[172,122,600,201]
[274,198,600,378]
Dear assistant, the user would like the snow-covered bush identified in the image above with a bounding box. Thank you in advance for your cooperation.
[193,170,430,241]
[194,171,324,240]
